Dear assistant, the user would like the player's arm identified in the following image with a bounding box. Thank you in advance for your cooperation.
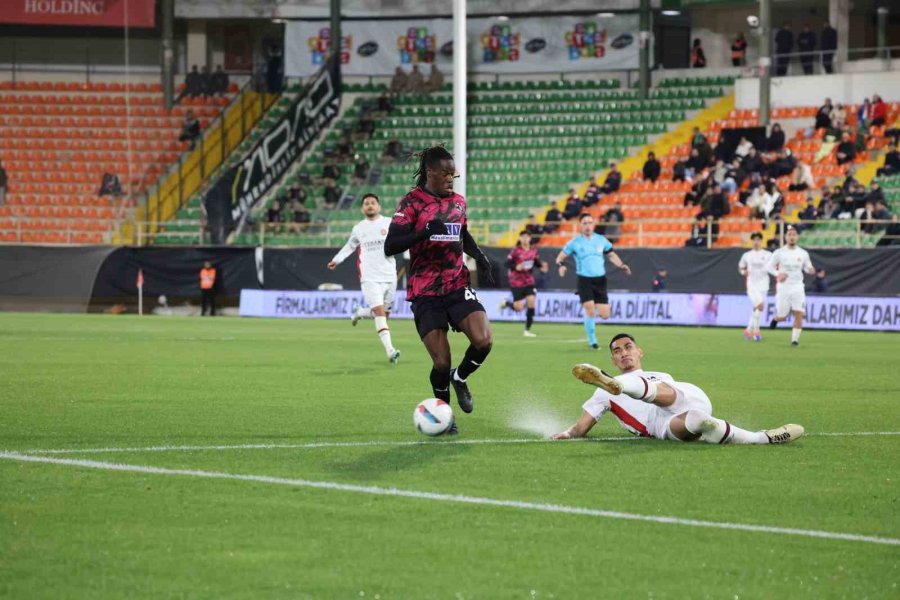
[551,411,597,440]
[383,199,443,256]
[766,252,786,281]
[462,226,495,284]
[803,252,816,275]
[327,230,359,270]
[738,256,748,276]
[555,249,570,277]
[606,250,632,276]
[535,256,549,273]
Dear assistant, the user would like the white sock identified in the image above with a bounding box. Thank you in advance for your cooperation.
[747,310,755,330]
[791,328,801,343]
[751,309,762,332]
[374,316,394,355]
[615,373,657,402]
[356,306,372,319]
[684,409,768,444]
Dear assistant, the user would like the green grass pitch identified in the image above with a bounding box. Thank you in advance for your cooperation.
[1,313,898,599]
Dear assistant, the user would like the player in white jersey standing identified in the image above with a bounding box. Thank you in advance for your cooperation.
[767,225,816,346]
[738,232,773,341]
[328,194,401,364]
[552,333,803,444]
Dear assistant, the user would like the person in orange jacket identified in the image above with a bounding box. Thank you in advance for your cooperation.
[200,261,217,316]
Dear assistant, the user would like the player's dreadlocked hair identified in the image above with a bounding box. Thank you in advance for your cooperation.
[413,145,454,188]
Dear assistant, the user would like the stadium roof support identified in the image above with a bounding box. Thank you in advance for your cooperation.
[453,0,466,198]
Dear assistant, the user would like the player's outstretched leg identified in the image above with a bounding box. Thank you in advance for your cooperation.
[790,311,803,346]
[451,312,493,414]
[351,306,372,326]
[682,409,804,444]
[573,363,664,403]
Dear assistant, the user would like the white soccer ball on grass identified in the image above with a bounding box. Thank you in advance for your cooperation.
[413,398,454,436]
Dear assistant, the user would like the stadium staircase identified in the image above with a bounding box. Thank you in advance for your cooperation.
[0,80,234,244]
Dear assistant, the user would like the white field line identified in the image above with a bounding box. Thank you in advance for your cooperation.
[1,451,897,548]
[10,431,899,456]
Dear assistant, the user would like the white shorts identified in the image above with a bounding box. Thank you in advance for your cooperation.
[746,284,769,307]
[776,286,806,317]
[361,280,397,311]
[647,382,713,441]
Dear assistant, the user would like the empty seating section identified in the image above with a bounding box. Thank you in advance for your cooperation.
[0,79,236,244]
[216,77,730,247]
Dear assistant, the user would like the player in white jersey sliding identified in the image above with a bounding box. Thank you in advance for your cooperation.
[552,333,804,444]
[738,232,772,341]
[767,225,816,346]
[328,193,401,364]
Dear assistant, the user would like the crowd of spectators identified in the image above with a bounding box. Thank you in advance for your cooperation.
[390,64,444,95]
[180,65,230,101]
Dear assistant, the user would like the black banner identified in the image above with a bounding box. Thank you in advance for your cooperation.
[203,52,342,236]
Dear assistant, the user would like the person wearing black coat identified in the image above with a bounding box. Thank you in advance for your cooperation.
[774,24,794,76]
[797,24,817,75]
[642,152,661,182]
[821,22,837,74]
[766,123,786,152]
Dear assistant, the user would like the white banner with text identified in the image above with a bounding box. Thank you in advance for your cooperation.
[240,289,900,332]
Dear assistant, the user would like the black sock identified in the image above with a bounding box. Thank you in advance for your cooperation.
[525,307,535,330]
[455,344,491,381]
[503,300,514,310]
[430,368,451,402]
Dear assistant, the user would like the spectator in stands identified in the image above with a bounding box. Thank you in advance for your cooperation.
[766,123,786,152]
[747,178,782,222]
[266,200,284,233]
[775,23,793,76]
[199,65,213,97]
[769,149,797,179]
[336,135,354,161]
[642,152,661,183]
[731,33,747,67]
[425,64,444,93]
[381,139,403,164]
[685,148,707,180]
[795,196,819,231]
[877,214,900,246]
[788,161,814,191]
[323,180,342,209]
[722,158,746,194]
[583,177,601,207]
[377,93,393,114]
[742,146,763,175]
[562,188,582,220]
[353,154,370,185]
[698,184,729,221]
[870,94,888,127]
[815,98,833,130]
[818,187,838,219]
[871,199,892,233]
[821,22,837,74]
[0,159,6,206]
[691,127,708,150]
[860,201,879,233]
[98,172,122,197]
[543,204,563,233]
[672,160,687,182]
[200,261,217,316]
[288,199,310,233]
[178,110,202,150]
[685,216,719,247]
[321,161,342,186]
[353,114,375,142]
[867,182,886,206]
[652,268,668,292]
[390,67,408,94]
[600,163,622,194]
[810,269,828,293]
[184,65,202,99]
[599,202,625,243]
[212,65,229,96]
[797,24,817,75]
[691,39,707,68]
[289,182,307,206]
[684,172,711,207]
[524,214,544,244]
[876,145,900,177]
[848,182,868,213]
[266,44,284,93]
[831,103,847,129]
[842,167,860,194]
[406,65,426,94]
[836,131,856,165]
[735,136,754,158]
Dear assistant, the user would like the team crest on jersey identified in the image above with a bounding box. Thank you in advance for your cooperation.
[454,202,465,214]
[430,222,462,242]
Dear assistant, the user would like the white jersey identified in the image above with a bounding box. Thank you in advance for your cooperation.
[767,245,813,289]
[581,369,714,440]
[331,216,396,283]
[739,249,772,291]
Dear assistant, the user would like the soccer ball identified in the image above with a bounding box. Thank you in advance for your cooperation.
[413,398,454,436]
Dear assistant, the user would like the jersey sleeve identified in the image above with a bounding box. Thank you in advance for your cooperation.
[391,195,418,229]
[766,250,780,277]
[738,252,748,271]
[331,225,360,265]
[582,390,611,421]
[562,238,576,256]
[802,250,814,272]
[602,236,614,254]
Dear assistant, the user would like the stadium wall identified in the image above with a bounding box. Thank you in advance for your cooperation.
[0,246,898,316]
[735,70,900,109]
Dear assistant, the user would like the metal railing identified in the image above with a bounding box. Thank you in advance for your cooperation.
[737,45,900,77]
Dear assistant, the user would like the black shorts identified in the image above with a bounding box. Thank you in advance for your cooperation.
[410,287,486,339]
[511,285,536,302]
[577,276,609,304]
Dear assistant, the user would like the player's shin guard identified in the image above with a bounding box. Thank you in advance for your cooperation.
[525,307,535,330]
[374,316,394,355]
[455,344,491,381]
[430,368,451,402]
[684,409,768,444]
[583,316,597,345]
[615,373,658,403]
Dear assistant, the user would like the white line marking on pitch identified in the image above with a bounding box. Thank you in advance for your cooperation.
[0,451,897,548]
[11,431,899,456]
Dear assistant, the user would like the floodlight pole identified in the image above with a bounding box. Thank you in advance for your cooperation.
[758,0,771,127]
[453,0,466,198]
[331,0,341,74]
[161,0,174,111]
[639,0,650,101]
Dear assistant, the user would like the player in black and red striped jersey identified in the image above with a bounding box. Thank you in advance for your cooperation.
[500,230,548,337]
[384,146,495,433]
